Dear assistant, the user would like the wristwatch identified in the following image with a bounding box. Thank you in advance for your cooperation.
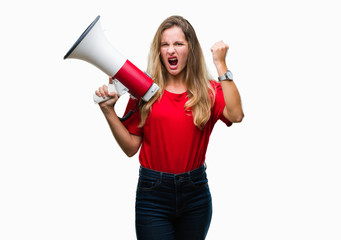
[218,70,233,81]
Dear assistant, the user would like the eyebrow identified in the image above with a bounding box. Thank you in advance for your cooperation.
[160,40,186,44]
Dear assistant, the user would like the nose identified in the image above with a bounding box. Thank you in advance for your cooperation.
[167,44,175,54]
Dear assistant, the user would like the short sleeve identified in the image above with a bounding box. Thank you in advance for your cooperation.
[210,80,232,127]
[122,97,143,136]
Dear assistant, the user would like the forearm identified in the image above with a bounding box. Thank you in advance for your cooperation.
[216,63,244,123]
[101,108,141,157]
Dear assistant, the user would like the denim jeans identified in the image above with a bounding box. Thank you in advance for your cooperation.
[135,164,212,240]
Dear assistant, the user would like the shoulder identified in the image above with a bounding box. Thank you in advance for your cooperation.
[208,80,223,96]
[208,80,224,107]
[209,79,221,90]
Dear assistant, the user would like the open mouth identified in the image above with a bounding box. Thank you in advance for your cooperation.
[168,57,178,66]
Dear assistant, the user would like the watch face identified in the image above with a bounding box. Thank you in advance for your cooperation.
[227,71,233,79]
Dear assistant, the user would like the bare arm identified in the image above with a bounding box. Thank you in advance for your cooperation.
[211,41,244,123]
[96,79,142,157]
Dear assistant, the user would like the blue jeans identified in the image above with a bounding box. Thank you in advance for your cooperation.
[135,164,212,240]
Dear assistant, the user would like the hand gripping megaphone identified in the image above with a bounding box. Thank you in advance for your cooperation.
[63,16,159,112]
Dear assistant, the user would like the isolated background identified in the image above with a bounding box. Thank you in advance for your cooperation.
[1,0,340,239]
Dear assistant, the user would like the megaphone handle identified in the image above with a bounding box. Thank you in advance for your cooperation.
[93,83,140,122]
[93,94,111,104]
[93,83,117,104]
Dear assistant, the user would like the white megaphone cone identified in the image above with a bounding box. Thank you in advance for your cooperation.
[64,15,159,105]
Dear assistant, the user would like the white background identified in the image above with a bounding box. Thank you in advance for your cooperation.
[1,0,340,239]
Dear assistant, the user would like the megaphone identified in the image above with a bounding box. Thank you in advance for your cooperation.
[64,15,159,105]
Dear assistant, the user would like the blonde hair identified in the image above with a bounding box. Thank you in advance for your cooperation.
[139,15,215,129]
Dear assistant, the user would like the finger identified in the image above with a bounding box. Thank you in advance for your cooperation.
[211,42,224,52]
[109,77,114,85]
[211,43,218,52]
[95,90,101,97]
[99,86,106,98]
[215,41,227,50]
[99,94,118,108]
[221,41,229,50]
[102,84,109,96]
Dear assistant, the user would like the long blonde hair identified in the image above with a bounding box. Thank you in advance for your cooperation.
[139,15,215,129]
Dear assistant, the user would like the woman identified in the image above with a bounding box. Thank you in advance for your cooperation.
[95,15,243,240]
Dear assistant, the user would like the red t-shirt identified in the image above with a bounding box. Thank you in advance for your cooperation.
[122,80,232,174]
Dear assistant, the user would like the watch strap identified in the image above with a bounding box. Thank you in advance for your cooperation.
[218,70,233,81]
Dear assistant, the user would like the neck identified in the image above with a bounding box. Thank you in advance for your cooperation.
[165,72,187,93]
[166,72,187,92]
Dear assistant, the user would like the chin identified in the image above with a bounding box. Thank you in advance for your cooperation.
[167,67,185,77]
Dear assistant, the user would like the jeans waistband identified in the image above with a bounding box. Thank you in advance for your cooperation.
[139,164,206,181]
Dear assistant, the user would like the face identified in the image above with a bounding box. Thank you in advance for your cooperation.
[160,26,189,78]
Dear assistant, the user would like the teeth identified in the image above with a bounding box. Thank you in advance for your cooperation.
[169,58,177,60]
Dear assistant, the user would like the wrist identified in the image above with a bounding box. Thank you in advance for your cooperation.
[218,69,233,82]
[214,61,228,75]
[100,105,116,116]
